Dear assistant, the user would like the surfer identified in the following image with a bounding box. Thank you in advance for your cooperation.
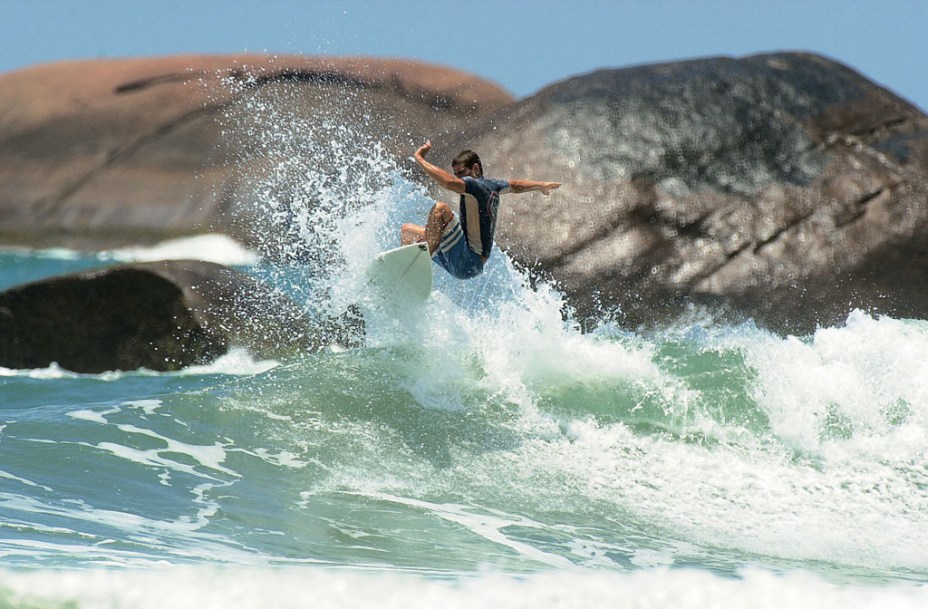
[402,140,561,279]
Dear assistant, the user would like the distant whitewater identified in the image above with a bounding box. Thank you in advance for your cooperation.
[1,74,927,609]
[100,233,261,265]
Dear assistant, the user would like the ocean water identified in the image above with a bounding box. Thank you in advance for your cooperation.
[2,80,928,607]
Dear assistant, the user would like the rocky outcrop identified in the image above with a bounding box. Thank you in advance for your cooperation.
[0,260,357,373]
[0,55,513,249]
[4,51,927,336]
[449,52,928,333]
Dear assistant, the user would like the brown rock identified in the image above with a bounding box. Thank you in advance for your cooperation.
[0,54,513,249]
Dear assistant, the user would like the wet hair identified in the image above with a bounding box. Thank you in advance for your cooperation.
[452,150,483,177]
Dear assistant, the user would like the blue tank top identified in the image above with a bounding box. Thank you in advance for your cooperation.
[459,176,510,259]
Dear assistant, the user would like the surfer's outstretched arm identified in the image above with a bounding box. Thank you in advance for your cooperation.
[414,141,466,194]
[507,179,562,195]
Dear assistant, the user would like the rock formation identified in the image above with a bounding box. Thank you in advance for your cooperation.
[447,52,928,333]
[0,55,513,250]
[3,51,927,337]
[0,260,357,373]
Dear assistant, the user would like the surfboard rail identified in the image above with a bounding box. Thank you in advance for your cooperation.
[367,242,433,302]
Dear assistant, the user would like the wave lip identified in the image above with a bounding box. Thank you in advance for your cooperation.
[99,234,260,266]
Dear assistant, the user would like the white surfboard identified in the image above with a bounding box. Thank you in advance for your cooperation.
[367,242,433,302]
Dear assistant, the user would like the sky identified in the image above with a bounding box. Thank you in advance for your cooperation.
[1,0,925,112]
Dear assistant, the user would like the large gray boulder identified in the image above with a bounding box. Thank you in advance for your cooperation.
[448,52,928,333]
[0,260,355,373]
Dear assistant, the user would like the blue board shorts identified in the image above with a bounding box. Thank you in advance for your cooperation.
[433,215,484,279]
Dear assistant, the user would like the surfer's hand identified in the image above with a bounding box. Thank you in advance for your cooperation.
[540,182,561,195]
[415,141,432,160]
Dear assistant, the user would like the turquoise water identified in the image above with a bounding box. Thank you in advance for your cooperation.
[3,241,928,606]
[1,84,927,607]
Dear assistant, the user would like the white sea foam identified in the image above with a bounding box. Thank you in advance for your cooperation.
[98,233,260,265]
[0,362,77,379]
[68,411,239,480]
[67,408,118,425]
[0,470,53,492]
[0,492,267,566]
[451,310,928,574]
[125,400,163,416]
[0,234,259,265]
[179,347,279,376]
[1,348,276,379]
[359,492,576,569]
[0,566,925,609]
[558,418,928,570]
[742,310,928,458]
[97,432,237,480]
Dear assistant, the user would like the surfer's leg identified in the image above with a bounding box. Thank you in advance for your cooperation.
[423,201,454,255]
[401,223,425,246]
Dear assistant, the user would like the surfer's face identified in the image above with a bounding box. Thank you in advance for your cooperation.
[452,163,478,178]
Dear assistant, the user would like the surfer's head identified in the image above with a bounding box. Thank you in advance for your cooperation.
[452,150,483,178]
